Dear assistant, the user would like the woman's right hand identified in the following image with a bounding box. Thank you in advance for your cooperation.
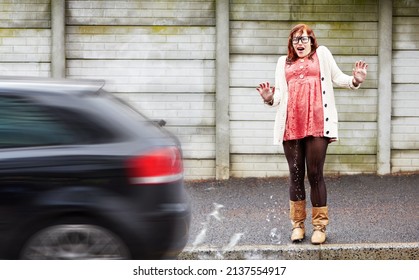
[256,82,275,103]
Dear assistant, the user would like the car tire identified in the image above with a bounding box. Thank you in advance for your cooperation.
[19,222,131,260]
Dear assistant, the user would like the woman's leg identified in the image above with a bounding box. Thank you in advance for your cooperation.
[283,139,307,241]
[283,139,306,201]
[305,137,329,207]
[305,137,329,244]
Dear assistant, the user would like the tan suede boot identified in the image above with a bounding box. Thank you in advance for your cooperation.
[311,206,329,244]
[289,200,306,242]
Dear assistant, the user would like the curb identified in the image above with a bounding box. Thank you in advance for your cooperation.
[178,242,419,260]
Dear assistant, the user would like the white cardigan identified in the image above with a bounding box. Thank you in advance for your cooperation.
[270,46,359,144]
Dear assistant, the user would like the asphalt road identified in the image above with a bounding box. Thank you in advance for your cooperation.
[184,174,419,252]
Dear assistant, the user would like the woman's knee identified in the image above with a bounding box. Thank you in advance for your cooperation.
[307,167,323,185]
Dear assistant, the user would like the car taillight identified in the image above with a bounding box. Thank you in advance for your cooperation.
[127,146,183,185]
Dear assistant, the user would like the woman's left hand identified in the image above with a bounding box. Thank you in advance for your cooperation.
[352,60,368,85]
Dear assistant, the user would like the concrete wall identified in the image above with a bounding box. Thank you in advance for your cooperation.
[391,0,419,173]
[0,0,50,76]
[0,0,418,180]
[66,0,217,180]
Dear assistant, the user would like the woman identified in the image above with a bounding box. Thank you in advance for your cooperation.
[257,24,367,244]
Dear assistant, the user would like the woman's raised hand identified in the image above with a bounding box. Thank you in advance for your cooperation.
[256,82,275,103]
[352,60,368,85]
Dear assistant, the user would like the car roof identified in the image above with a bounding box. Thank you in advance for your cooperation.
[0,76,105,96]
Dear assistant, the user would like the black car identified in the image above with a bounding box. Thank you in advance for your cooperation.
[0,76,191,259]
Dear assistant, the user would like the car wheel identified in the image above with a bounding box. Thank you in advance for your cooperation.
[20,224,131,260]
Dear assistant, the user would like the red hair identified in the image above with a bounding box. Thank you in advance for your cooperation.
[286,24,319,64]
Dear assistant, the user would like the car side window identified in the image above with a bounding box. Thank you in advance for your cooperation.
[0,96,78,148]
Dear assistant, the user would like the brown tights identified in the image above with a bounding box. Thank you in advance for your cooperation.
[283,137,329,207]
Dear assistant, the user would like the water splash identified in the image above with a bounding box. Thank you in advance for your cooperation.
[191,203,225,251]
[269,227,281,244]
[222,233,244,253]
[209,203,224,222]
[191,203,247,259]
[191,223,207,249]
[264,193,284,245]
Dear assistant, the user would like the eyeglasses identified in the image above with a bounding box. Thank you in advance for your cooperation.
[292,36,310,45]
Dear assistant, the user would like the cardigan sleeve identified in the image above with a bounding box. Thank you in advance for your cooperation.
[323,47,360,90]
[271,56,286,107]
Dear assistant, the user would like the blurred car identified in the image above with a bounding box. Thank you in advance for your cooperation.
[0,76,191,259]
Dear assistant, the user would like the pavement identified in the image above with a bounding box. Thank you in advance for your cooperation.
[178,173,419,260]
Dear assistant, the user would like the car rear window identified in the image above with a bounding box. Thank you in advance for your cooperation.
[89,91,149,122]
[79,91,172,141]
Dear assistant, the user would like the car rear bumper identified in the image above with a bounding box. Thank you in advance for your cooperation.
[124,202,192,259]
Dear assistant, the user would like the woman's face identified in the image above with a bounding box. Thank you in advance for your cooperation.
[292,30,312,58]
